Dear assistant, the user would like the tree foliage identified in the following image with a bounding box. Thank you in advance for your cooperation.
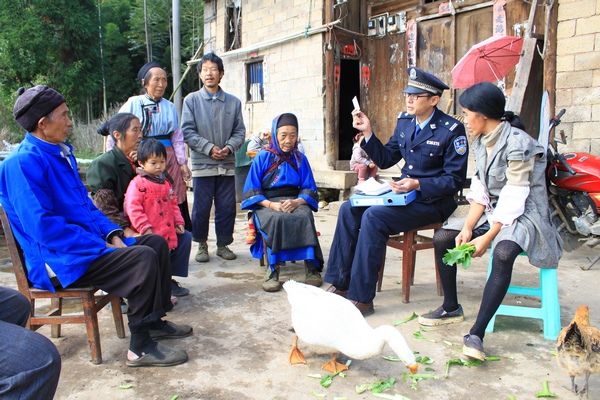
[0,0,204,136]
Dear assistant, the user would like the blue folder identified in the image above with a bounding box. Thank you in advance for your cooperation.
[350,190,416,207]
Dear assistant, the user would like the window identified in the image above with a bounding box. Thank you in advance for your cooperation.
[225,1,241,51]
[246,61,264,102]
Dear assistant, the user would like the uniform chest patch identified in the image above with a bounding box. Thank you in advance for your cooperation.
[454,136,467,155]
[426,140,440,146]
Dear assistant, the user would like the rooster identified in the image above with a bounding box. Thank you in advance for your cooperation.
[556,305,600,397]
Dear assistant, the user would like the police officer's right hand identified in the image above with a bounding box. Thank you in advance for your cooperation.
[351,110,373,138]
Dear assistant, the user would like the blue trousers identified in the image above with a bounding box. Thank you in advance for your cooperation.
[191,176,236,247]
[0,287,61,400]
[171,231,192,277]
[325,198,456,303]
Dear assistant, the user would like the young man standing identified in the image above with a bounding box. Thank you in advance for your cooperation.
[182,52,246,262]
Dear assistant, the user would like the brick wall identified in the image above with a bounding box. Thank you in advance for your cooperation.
[556,0,600,154]
[203,0,330,169]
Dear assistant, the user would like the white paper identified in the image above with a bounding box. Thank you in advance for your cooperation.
[352,96,360,112]
[354,177,391,196]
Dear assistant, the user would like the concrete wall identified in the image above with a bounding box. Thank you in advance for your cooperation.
[556,0,600,154]
[203,0,330,170]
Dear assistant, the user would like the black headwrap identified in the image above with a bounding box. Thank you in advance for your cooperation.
[276,113,298,130]
[137,61,162,84]
[13,85,65,132]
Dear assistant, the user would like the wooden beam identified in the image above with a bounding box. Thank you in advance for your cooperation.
[324,0,337,168]
[544,0,558,141]
[507,37,537,114]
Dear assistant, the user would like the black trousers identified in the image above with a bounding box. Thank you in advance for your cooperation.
[72,235,172,333]
[191,176,236,246]
[0,287,61,400]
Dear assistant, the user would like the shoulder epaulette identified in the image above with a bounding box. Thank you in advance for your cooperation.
[397,112,413,119]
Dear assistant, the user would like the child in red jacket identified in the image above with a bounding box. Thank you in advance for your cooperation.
[124,139,192,300]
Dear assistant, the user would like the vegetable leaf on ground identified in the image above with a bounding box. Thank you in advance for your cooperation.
[444,358,483,378]
[401,372,438,390]
[393,312,418,325]
[118,383,133,389]
[355,377,396,394]
[415,355,434,365]
[535,380,557,398]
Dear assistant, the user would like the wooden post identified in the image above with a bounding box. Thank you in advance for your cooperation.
[507,0,539,114]
[544,0,558,142]
[506,37,537,113]
[324,0,337,169]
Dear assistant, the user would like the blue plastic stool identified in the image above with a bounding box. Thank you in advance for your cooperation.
[485,251,560,340]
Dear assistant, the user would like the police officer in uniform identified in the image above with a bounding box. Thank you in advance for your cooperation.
[324,67,468,316]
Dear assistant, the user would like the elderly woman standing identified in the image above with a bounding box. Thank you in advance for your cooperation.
[88,113,191,298]
[107,61,192,231]
[418,82,562,360]
[241,113,323,292]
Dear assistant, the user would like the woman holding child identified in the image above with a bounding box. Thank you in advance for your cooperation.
[87,113,191,299]
[241,113,323,292]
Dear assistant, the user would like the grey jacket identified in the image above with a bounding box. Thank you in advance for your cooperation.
[446,122,562,268]
[181,87,246,172]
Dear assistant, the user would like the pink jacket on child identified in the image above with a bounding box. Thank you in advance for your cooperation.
[124,171,184,250]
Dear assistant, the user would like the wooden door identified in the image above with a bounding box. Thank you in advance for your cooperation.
[454,7,494,116]
[365,33,407,144]
[416,16,454,114]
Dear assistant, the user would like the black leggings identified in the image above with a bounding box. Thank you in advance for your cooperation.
[433,228,522,339]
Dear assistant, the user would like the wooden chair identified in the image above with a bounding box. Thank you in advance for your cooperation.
[377,223,444,303]
[0,205,125,364]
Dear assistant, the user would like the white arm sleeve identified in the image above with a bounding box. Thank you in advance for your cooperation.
[490,184,530,226]
[466,175,491,211]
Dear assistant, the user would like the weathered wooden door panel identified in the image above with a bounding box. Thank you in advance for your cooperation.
[365,33,407,143]
[417,16,454,113]
[454,6,494,115]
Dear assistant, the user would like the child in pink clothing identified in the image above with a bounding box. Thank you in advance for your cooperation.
[350,133,378,182]
[124,139,192,299]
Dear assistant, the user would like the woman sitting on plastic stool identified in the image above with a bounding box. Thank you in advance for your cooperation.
[241,113,324,293]
[417,82,562,361]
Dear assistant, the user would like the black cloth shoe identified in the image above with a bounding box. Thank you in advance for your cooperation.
[126,342,188,367]
[418,305,464,326]
[463,334,486,361]
[171,279,190,297]
[149,320,193,340]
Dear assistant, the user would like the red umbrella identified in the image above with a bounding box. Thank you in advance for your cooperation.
[451,35,524,89]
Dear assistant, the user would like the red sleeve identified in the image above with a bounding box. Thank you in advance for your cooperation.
[124,178,152,234]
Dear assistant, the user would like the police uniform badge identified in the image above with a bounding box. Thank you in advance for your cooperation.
[454,136,467,155]
[409,68,417,80]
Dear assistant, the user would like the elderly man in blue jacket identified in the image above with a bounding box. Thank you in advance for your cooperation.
[0,85,191,367]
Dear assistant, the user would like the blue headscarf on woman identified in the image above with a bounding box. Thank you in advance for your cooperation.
[265,113,302,173]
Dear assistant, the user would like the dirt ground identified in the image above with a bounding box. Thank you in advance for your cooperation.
[1,203,599,400]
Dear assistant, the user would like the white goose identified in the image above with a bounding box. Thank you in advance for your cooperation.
[283,280,418,374]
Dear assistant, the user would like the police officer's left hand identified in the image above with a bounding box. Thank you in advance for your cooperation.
[390,178,420,193]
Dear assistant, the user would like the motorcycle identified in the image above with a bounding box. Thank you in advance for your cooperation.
[546,109,600,270]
